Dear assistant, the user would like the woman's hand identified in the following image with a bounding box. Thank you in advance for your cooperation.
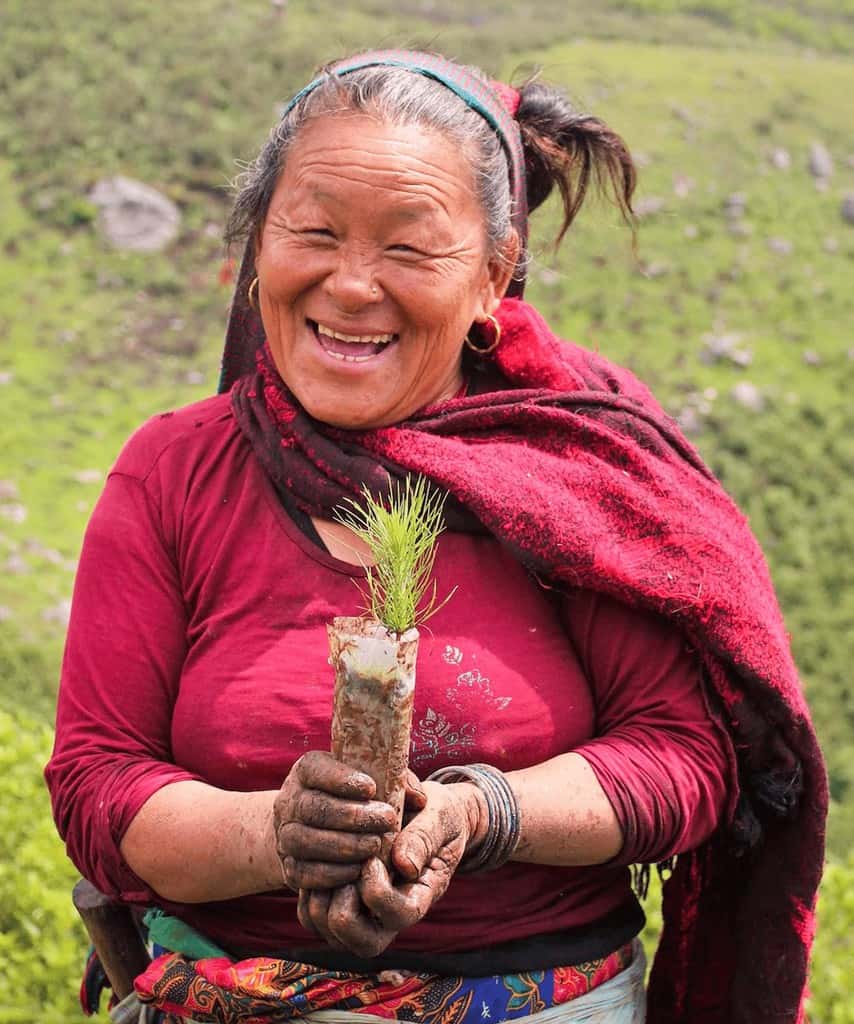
[273,751,399,891]
[298,780,486,956]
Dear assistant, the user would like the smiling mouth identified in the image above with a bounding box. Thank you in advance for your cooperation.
[309,320,398,363]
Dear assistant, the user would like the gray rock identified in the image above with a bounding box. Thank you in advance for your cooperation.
[724,192,747,218]
[768,237,793,255]
[769,147,791,170]
[89,176,180,252]
[42,599,72,626]
[673,175,695,198]
[730,381,765,412]
[701,332,753,367]
[23,540,64,564]
[808,142,833,180]
[640,260,670,279]
[841,194,854,225]
[0,503,26,524]
[635,196,666,218]
[73,469,103,485]
[676,406,703,436]
[5,553,29,575]
[728,219,753,238]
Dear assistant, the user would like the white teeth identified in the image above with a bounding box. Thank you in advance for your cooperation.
[315,322,395,345]
[325,350,379,363]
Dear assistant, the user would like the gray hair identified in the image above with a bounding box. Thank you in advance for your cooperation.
[225,63,517,263]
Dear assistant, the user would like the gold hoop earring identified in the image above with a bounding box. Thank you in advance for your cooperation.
[464,313,501,355]
[248,276,259,311]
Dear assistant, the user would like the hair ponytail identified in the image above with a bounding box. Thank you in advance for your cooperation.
[516,79,637,245]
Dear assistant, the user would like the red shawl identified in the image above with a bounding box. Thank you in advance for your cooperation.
[230,296,826,1023]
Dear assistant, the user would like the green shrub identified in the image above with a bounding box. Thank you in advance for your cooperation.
[0,709,85,1021]
[809,854,854,1023]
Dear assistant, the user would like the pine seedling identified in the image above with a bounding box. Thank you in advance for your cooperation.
[334,476,455,636]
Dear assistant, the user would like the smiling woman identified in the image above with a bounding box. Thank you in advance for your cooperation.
[46,49,825,1024]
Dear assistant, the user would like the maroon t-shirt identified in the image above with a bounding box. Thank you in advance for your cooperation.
[46,394,734,955]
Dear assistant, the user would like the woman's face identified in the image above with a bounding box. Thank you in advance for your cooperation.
[255,112,515,429]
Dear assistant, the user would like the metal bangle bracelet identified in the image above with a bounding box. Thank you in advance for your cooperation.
[426,763,521,872]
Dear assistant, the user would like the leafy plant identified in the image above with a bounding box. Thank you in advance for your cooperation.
[0,708,85,1020]
[334,476,454,635]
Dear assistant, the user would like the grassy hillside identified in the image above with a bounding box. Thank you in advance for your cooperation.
[1,2,851,1019]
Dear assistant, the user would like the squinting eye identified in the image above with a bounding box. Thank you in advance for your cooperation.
[388,244,425,257]
[304,228,336,239]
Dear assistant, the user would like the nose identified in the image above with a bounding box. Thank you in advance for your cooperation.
[322,246,382,311]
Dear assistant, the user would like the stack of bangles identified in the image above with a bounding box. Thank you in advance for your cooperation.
[426,763,521,872]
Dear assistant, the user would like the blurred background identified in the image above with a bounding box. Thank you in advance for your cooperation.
[1,1,851,1018]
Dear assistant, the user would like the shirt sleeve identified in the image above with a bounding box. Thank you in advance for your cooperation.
[562,589,737,865]
[45,470,203,903]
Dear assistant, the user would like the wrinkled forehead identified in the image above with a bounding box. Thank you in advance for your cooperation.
[273,112,482,214]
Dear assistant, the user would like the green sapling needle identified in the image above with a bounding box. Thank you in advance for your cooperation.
[333,476,456,635]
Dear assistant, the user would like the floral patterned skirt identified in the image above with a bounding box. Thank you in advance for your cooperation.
[133,939,644,1024]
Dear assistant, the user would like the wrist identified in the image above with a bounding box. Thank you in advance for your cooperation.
[250,790,288,893]
[454,781,490,853]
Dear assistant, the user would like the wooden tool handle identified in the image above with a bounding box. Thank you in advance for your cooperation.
[72,878,151,1001]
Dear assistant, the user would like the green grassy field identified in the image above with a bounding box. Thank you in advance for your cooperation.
[1,1,852,1019]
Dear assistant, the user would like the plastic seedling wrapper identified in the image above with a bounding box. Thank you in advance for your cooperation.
[328,617,419,859]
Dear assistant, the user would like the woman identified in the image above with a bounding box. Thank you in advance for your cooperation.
[46,50,825,1024]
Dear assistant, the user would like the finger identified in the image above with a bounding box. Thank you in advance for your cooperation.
[297,790,397,834]
[390,805,448,881]
[404,771,428,812]
[361,854,454,931]
[279,856,363,890]
[415,851,458,905]
[358,856,424,930]
[302,888,348,951]
[326,883,396,959]
[297,889,319,935]
[295,751,377,799]
[277,821,383,863]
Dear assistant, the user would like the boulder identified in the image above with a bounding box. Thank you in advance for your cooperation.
[769,147,791,170]
[89,176,180,252]
[701,332,753,367]
[768,237,793,255]
[635,196,666,218]
[808,142,833,180]
[730,381,765,413]
[724,192,747,218]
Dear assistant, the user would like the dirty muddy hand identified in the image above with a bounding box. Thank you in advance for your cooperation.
[273,750,398,891]
[297,780,485,957]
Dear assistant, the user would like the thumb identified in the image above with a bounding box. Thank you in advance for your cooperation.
[404,770,428,812]
[391,798,453,881]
